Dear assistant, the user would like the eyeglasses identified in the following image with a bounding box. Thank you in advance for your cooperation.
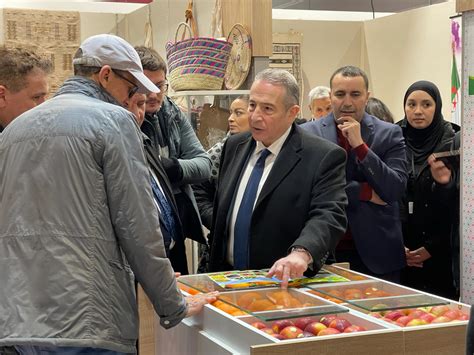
[111,69,139,99]
[156,81,169,93]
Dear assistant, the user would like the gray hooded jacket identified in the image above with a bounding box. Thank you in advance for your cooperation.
[0,77,187,353]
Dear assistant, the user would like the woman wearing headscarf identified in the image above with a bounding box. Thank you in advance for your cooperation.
[398,80,457,299]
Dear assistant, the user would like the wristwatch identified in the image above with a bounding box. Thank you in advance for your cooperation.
[290,246,313,265]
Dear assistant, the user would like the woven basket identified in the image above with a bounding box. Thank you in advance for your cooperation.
[166,22,232,91]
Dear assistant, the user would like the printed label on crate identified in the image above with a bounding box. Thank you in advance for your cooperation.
[208,269,349,289]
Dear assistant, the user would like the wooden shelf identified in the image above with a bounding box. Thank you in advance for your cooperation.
[170,90,250,97]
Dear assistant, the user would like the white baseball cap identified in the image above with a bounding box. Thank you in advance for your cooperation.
[73,34,159,94]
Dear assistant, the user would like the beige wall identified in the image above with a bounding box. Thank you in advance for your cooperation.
[273,19,364,118]
[0,1,457,122]
[364,1,456,121]
[274,1,457,121]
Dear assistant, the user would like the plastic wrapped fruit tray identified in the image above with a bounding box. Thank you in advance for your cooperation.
[212,287,348,321]
[306,280,419,304]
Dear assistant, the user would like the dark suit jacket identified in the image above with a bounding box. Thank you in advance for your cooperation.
[144,137,188,274]
[208,124,348,273]
[302,113,407,274]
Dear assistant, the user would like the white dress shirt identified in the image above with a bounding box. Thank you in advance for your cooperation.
[226,127,292,266]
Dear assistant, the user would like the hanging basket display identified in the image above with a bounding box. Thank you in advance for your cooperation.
[166,22,232,91]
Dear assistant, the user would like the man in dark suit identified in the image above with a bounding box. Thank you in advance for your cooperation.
[127,93,187,273]
[302,66,407,282]
[208,69,347,287]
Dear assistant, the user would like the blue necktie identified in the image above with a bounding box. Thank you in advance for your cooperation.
[150,175,178,247]
[233,149,271,269]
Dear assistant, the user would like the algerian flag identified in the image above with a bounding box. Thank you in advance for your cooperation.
[452,53,461,103]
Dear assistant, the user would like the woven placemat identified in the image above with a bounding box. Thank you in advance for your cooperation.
[224,24,252,90]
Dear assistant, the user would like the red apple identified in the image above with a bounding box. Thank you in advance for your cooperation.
[302,331,315,337]
[380,317,398,325]
[304,321,327,335]
[431,316,452,324]
[368,311,382,318]
[260,327,275,335]
[344,325,367,333]
[319,315,337,327]
[458,313,470,321]
[431,305,450,317]
[280,326,304,339]
[385,310,404,321]
[419,313,436,323]
[402,308,414,316]
[406,318,428,327]
[294,317,316,331]
[272,319,294,333]
[408,310,427,319]
[371,304,390,316]
[329,318,352,332]
[396,315,414,326]
[272,333,285,340]
[444,310,461,320]
[317,327,341,336]
[251,321,267,330]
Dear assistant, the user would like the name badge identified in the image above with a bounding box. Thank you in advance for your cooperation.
[408,201,414,214]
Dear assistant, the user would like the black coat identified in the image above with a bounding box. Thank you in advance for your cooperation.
[400,127,456,299]
[144,138,188,274]
[208,124,348,273]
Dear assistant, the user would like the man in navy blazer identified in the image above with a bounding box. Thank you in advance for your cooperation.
[302,66,407,281]
[208,69,347,287]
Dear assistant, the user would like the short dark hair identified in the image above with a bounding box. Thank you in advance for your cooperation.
[330,65,369,91]
[134,46,167,73]
[0,47,52,92]
[366,97,394,124]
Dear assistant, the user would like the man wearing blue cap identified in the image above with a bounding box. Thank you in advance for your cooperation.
[0,34,216,355]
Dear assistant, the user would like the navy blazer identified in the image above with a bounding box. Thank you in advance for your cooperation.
[208,124,348,273]
[302,113,407,274]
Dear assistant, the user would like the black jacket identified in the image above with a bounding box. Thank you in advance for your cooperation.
[209,124,348,273]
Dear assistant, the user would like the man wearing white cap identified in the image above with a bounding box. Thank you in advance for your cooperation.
[0,34,216,355]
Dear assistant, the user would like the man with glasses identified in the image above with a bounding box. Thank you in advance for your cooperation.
[135,46,211,275]
[0,47,52,133]
[0,34,216,355]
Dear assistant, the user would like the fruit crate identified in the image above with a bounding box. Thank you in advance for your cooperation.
[151,294,403,354]
[306,279,416,303]
[211,287,348,321]
[142,269,470,354]
[346,298,470,355]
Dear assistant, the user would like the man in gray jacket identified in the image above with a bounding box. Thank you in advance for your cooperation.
[0,34,215,355]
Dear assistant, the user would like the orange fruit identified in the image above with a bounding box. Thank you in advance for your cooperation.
[212,300,224,308]
[219,295,233,303]
[248,299,276,312]
[267,291,293,307]
[327,289,344,298]
[237,292,263,308]
[218,303,240,314]
[231,310,247,316]
[289,298,303,308]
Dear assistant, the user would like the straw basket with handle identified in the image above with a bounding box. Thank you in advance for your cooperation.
[166,22,232,91]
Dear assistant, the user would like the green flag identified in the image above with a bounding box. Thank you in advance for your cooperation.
[452,53,461,102]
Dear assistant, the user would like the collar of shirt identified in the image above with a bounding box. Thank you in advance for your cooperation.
[254,125,292,158]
